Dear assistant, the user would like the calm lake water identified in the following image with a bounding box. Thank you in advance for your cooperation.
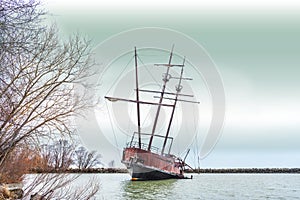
[75,173,300,200]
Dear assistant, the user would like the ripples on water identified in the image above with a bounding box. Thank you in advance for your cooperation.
[122,178,176,199]
[76,173,300,199]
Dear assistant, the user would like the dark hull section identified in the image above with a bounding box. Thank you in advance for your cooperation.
[129,163,184,181]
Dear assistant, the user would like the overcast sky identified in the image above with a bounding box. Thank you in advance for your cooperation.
[43,0,300,168]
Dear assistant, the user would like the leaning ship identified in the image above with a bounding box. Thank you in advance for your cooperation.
[105,47,198,180]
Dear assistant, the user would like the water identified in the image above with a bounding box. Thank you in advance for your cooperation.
[75,173,300,199]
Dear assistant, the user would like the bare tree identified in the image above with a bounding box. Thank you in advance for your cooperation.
[0,0,94,166]
[23,174,100,200]
[0,0,100,198]
[0,0,45,57]
[74,146,102,170]
[40,139,75,170]
[0,144,43,183]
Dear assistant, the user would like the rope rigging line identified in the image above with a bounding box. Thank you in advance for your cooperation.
[193,102,200,169]
[105,100,119,149]
[137,54,172,129]
[141,105,153,128]
[105,55,134,96]
[127,100,136,136]
[137,54,179,104]
[137,54,160,86]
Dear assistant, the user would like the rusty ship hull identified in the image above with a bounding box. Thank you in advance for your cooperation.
[122,147,184,181]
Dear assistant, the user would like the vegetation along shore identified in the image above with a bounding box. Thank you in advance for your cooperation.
[29,168,300,174]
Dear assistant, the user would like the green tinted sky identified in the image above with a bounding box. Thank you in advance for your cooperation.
[45,1,300,168]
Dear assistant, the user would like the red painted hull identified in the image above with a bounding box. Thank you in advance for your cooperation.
[121,147,185,180]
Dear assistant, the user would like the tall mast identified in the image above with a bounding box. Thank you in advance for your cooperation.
[148,45,174,151]
[161,58,185,154]
[134,47,142,148]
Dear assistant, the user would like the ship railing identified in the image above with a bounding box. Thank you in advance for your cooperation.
[126,141,160,154]
[128,132,174,154]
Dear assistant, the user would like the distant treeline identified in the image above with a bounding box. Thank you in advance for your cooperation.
[185,168,300,173]
[30,168,300,174]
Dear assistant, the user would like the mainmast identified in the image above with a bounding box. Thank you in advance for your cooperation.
[148,46,174,151]
[161,58,185,154]
[134,47,142,148]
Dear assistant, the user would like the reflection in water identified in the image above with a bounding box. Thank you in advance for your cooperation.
[122,179,176,200]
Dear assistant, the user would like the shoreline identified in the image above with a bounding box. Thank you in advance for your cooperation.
[30,168,300,174]
[186,168,300,173]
